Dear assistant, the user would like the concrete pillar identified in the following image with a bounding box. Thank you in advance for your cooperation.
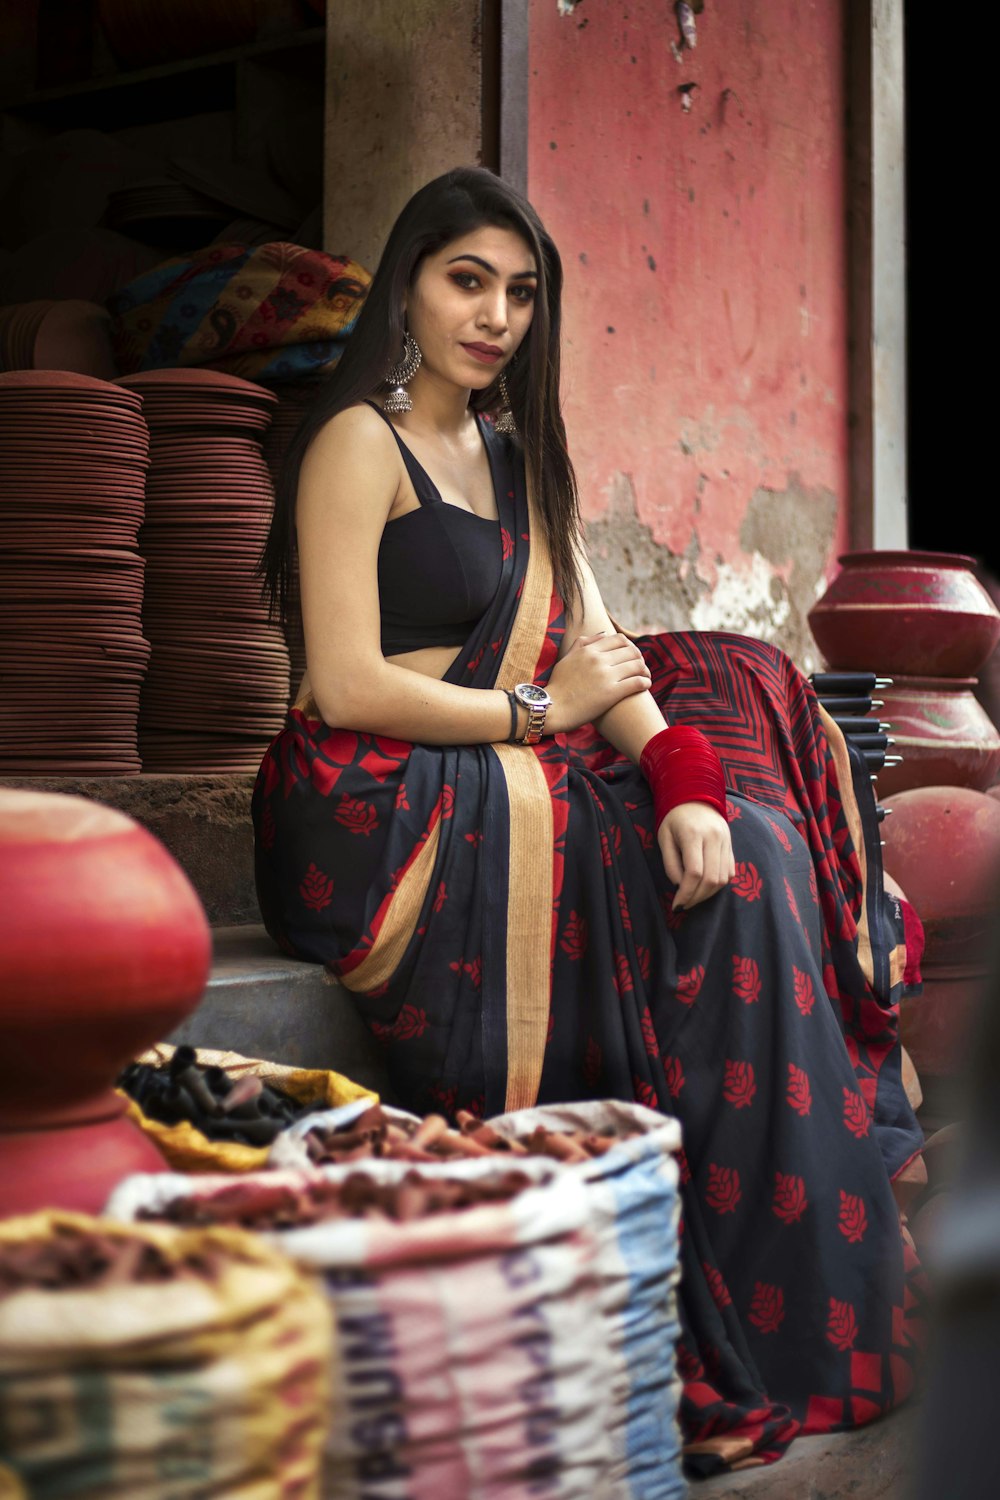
[848,0,908,550]
[323,0,497,274]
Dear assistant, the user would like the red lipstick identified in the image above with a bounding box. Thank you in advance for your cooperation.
[461,343,503,364]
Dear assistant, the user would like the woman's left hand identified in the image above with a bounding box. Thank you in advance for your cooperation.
[657,802,735,910]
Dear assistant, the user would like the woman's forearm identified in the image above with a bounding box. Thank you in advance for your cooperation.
[593,688,667,764]
[312,661,520,745]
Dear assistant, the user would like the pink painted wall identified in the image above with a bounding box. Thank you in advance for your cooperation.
[526,0,848,659]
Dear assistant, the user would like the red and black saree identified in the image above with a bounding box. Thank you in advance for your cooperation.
[252,416,927,1471]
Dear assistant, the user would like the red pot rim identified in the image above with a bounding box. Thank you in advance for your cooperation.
[837,549,979,569]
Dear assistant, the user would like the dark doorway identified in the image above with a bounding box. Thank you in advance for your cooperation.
[904,5,996,580]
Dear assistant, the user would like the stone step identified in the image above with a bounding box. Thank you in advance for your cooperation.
[170,923,393,1098]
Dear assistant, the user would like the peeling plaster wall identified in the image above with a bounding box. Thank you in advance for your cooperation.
[527,0,848,668]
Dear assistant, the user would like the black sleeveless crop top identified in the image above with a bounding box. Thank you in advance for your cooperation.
[367,402,503,656]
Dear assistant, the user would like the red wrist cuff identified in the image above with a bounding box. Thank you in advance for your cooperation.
[639,726,728,829]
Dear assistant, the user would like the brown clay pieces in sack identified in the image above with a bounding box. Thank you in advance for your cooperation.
[0,1220,224,1294]
[296,1100,627,1166]
[135,1165,544,1230]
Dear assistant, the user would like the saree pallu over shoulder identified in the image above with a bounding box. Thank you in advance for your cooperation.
[254,417,565,1114]
[253,424,927,1471]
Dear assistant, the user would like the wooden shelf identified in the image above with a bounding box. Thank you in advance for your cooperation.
[0,27,325,131]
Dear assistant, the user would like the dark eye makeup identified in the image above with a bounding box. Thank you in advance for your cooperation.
[448,270,536,302]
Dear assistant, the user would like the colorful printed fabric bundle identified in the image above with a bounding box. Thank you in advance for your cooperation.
[106,241,370,383]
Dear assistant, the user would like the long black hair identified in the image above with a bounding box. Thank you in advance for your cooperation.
[258,166,582,621]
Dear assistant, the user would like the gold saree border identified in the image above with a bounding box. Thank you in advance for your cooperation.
[340,468,557,1043]
[493,475,557,1111]
[338,819,441,993]
[493,741,555,1111]
[683,1436,759,1466]
[819,703,875,987]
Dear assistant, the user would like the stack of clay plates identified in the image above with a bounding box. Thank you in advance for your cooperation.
[0,370,150,775]
[0,300,117,379]
[116,368,290,774]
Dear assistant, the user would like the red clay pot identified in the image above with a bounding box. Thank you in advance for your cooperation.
[0,789,211,1215]
[808,550,1000,678]
[875,675,1000,797]
[882,786,1000,1083]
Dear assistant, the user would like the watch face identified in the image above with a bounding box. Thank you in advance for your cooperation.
[516,682,550,705]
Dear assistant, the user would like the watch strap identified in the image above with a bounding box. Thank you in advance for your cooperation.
[505,690,521,743]
[521,701,548,744]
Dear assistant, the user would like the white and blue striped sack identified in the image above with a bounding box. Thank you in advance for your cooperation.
[488,1100,686,1500]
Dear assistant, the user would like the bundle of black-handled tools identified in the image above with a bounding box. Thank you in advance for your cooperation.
[119,1046,312,1146]
[809,670,901,824]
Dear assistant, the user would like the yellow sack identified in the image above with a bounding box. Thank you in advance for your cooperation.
[119,1043,376,1174]
[0,1464,26,1499]
[0,1211,333,1499]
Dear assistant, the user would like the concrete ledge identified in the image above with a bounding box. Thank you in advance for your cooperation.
[172,923,393,1098]
[0,773,258,926]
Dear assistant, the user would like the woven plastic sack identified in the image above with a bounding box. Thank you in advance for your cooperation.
[0,1210,331,1498]
[488,1101,686,1500]
[106,1158,618,1499]
[0,1462,25,1499]
[119,1042,376,1174]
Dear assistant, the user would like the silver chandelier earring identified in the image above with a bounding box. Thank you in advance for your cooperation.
[494,370,516,435]
[383,331,422,413]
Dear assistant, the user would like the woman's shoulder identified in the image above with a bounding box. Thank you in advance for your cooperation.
[298,401,401,515]
[308,399,393,454]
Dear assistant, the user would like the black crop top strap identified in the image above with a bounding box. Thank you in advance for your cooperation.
[362,400,503,658]
[364,400,440,506]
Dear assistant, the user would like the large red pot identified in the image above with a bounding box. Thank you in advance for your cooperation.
[808,550,1000,678]
[0,789,211,1215]
[882,786,1000,1090]
[875,675,1000,797]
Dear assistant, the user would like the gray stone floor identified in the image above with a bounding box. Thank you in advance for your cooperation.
[694,1404,915,1497]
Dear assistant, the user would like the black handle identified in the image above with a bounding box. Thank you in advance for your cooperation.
[815,695,879,717]
[850,733,891,753]
[810,671,879,695]
[827,716,890,737]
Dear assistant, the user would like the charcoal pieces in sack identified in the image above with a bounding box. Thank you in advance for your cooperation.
[119,1043,376,1175]
[120,1044,315,1147]
[488,1100,686,1500]
[105,1158,619,1500]
[0,1210,330,1500]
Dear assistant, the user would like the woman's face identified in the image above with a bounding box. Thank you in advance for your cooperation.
[404,223,537,393]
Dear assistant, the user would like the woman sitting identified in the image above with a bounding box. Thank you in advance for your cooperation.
[254,166,925,1472]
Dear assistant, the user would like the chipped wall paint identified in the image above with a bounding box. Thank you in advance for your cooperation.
[586,470,835,672]
[528,0,849,665]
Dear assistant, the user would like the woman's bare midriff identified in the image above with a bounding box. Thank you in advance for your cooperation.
[292,645,462,718]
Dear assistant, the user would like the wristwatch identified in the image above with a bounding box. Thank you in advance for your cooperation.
[513,682,553,744]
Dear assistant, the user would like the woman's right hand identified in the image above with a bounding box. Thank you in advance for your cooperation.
[546,631,652,733]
